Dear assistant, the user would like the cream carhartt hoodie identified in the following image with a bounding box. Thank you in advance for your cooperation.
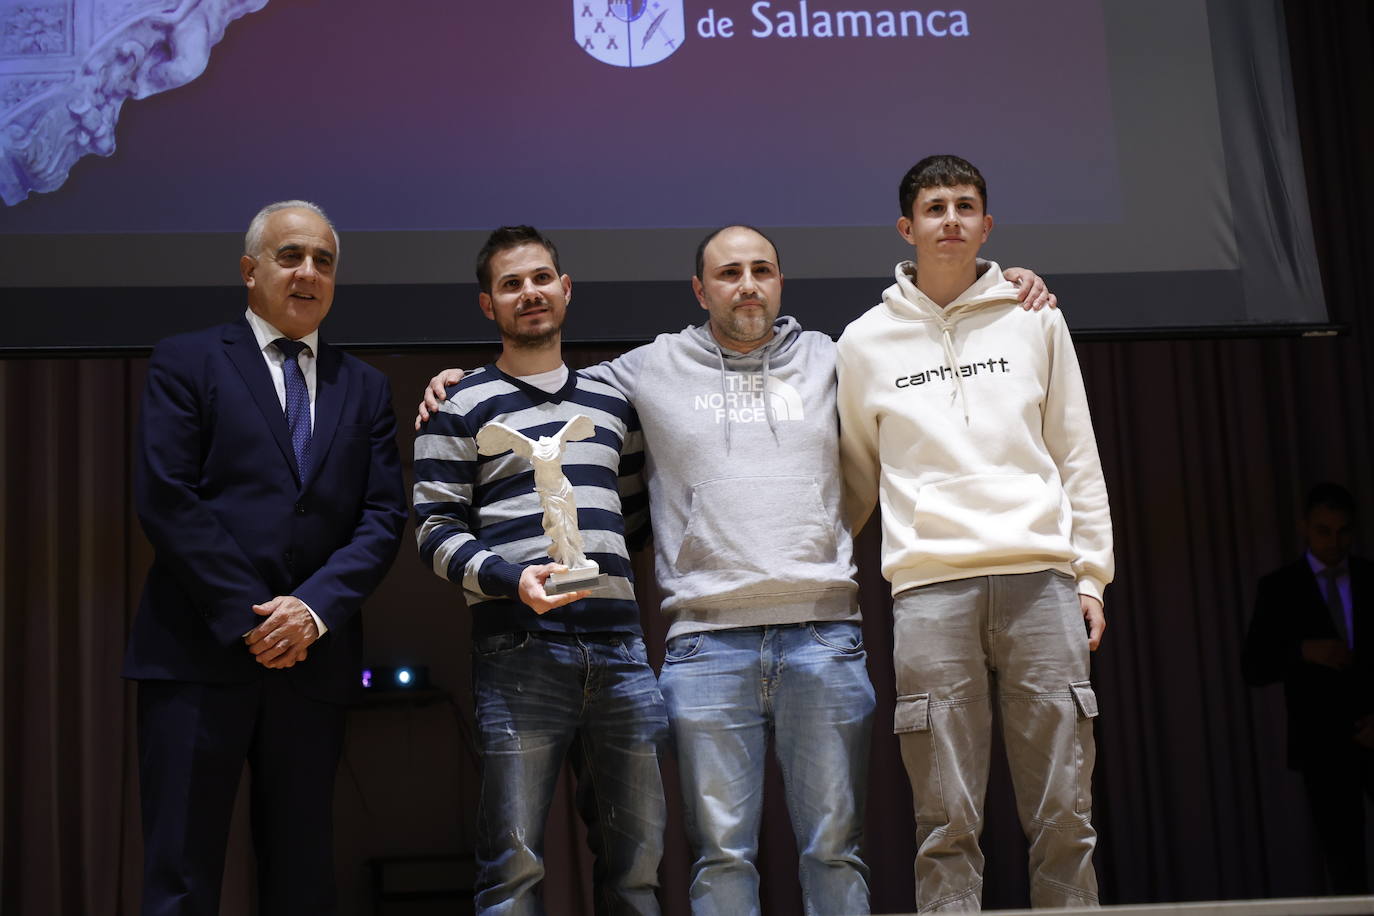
[835,261,1114,601]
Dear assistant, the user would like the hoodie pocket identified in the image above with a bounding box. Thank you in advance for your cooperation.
[913,473,1069,558]
[674,476,836,585]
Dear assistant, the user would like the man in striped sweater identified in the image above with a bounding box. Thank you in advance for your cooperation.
[412,226,668,915]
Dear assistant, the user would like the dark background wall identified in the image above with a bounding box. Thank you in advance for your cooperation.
[2,2,1373,913]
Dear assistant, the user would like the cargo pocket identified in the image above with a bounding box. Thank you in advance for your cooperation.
[1070,681,1099,814]
[894,693,930,734]
[895,693,946,824]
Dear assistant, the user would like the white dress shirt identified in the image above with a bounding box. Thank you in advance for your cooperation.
[241,308,328,638]
[244,308,319,428]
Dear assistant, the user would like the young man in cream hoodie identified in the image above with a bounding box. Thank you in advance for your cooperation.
[836,156,1114,911]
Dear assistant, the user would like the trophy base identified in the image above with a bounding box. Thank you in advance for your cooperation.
[546,566,611,596]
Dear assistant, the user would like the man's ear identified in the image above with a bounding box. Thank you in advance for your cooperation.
[981,213,994,242]
[896,216,915,245]
[692,275,707,310]
[562,274,572,306]
[478,292,494,321]
[240,254,257,288]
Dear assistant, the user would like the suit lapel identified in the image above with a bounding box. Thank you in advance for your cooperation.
[1351,557,1372,649]
[223,319,301,482]
[1286,560,1337,640]
[306,339,349,487]
[1297,560,1324,609]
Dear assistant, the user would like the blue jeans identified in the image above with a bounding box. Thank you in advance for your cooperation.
[472,631,669,916]
[660,622,876,916]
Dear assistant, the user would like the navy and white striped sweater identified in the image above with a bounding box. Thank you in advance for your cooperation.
[413,365,648,637]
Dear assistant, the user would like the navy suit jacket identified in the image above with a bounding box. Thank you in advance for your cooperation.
[123,317,407,705]
[1243,554,1374,769]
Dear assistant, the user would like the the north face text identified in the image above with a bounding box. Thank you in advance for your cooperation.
[692,374,806,424]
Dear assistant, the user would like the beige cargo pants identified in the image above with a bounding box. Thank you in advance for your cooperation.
[892,570,1100,911]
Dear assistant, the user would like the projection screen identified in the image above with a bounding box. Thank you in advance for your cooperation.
[0,0,1327,351]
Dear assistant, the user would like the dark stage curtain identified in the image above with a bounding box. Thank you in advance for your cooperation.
[2,2,1372,913]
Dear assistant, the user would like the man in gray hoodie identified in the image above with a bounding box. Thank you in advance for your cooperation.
[582,226,876,915]
[417,226,1053,915]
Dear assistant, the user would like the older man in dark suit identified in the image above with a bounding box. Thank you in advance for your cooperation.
[123,200,407,915]
[1244,482,1374,894]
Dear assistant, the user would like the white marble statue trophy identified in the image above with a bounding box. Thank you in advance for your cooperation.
[475,414,611,596]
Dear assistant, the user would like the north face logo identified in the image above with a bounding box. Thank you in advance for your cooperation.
[693,376,806,425]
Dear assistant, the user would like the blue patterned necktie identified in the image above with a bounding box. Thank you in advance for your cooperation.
[273,338,312,479]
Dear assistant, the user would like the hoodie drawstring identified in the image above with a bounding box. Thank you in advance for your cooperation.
[711,340,780,451]
[934,313,972,426]
[714,345,732,451]
[761,347,778,439]
[886,259,1023,428]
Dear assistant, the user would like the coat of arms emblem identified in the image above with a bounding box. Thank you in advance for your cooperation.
[574,1,685,68]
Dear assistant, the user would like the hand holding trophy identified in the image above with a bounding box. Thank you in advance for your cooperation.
[475,414,612,596]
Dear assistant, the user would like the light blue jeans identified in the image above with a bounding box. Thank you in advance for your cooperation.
[472,631,669,916]
[660,622,876,916]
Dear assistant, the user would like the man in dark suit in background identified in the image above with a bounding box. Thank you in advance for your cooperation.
[1244,482,1374,894]
[123,200,408,914]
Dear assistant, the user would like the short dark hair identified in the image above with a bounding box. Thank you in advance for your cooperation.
[694,224,782,280]
[475,226,560,294]
[1305,482,1357,519]
[898,155,988,220]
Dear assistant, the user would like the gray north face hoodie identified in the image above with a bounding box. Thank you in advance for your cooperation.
[582,316,860,639]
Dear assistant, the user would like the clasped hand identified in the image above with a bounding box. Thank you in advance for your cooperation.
[244,595,318,668]
[1301,637,1352,671]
